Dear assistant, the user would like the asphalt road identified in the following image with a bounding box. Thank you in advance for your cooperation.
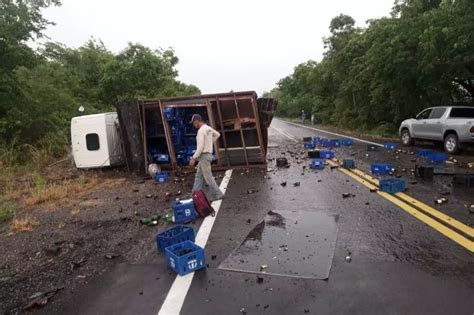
[49,119,473,315]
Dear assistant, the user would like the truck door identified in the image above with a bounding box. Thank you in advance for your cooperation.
[424,107,447,140]
[411,108,432,139]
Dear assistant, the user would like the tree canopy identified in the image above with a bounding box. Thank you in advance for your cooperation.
[0,1,200,164]
[275,0,474,135]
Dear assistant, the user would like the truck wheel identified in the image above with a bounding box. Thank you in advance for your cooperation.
[401,129,414,146]
[444,133,461,154]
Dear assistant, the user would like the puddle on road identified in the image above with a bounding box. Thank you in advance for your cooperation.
[218,210,339,279]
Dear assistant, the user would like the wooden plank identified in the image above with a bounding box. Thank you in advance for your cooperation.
[251,96,266,164]
[216,96,231,167]
[159,100,177,169]
[233,93,250,166]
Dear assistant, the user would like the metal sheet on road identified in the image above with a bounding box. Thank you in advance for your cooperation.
[218,210,339,279]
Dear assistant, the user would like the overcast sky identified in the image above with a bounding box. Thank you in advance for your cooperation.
[42,0,395,95]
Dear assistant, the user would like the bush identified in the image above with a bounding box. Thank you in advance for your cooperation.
[0,203,16,223]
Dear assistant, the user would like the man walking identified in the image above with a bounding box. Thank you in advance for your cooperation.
[189,114,224,201]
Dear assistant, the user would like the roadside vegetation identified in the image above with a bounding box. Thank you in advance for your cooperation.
[0,1,200,228]
[269,0,474,136]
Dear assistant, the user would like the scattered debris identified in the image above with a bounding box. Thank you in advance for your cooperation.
[280,182,287,187]
[23,287,64,310]
[104,253,119,259]
[469,205,474,214]
[345,254,352,263]
[211,255,217,260]
[342,193,354,198]
[70,256,88,271]
[256,276,264,284]
[240,307,247,314]
[435,197,448,205]
[247,189,259,194]
[369,188,378,193]
[145,194,152,198]
[293,182,300,187]
[260,264,268,271]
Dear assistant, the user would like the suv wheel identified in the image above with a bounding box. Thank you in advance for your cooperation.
[444,133,460,154]
[401,129,414,146]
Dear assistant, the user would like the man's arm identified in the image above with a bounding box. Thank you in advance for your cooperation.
[211,128,220,142]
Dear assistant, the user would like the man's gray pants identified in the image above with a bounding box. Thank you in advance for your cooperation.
[192,153,224,200]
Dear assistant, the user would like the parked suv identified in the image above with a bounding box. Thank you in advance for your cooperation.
[399,106,474,154]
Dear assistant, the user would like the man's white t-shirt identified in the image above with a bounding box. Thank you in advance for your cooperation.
[192,124,220,159]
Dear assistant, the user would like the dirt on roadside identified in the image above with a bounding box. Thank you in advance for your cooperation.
[0,164,199,314]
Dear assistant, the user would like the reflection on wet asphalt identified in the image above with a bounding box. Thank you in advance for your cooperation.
[219,210,339,279]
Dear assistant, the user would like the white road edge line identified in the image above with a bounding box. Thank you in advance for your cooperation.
[158,169,233,315]
[277,118,384,147]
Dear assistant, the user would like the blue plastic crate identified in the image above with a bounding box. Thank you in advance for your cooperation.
[172,134,182,146]
[321,139,340,147]
[155,153,169,163]
[426,152,448,165]
[371,163,392,175]
[341,139,353,146]
[165,240,206,276]
[343,159,355,168]
[172,199,197,224]
[319,151,334,159]
[155,172,169,183]
[312,136,321,143]
[417,149,433,158]
[176,153,187,166]
[156,226,195,252]
[330,139,341,147]
[384,143,396,150]
[380,178,406,194]
[163,107,175,121]
[310,159,325,170]
[304,141,316,149]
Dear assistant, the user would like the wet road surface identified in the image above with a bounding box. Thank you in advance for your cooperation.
[49,119,473,315]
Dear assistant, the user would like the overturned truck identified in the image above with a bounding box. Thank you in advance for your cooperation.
[116,91,277,174]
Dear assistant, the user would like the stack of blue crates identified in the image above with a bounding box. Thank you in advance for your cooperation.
[156,226,206,276]
[156,226,195,252]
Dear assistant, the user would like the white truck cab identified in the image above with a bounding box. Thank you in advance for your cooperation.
[71,112,124,168]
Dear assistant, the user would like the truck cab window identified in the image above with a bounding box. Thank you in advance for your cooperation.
[429,108,446,119]
[86,133,100,151]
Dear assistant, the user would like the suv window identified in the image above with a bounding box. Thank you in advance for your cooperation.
[429,108,446,119]
[449,107,474,118]
[416,109,432,120]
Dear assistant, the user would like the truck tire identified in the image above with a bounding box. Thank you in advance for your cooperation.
[400,129,414,146]
[444,133,461,154]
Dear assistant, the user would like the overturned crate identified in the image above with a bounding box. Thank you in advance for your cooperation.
[118,91,276,174]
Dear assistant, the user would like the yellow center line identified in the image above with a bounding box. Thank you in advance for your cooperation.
[335,164,474,252]
[348,166,474,238]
